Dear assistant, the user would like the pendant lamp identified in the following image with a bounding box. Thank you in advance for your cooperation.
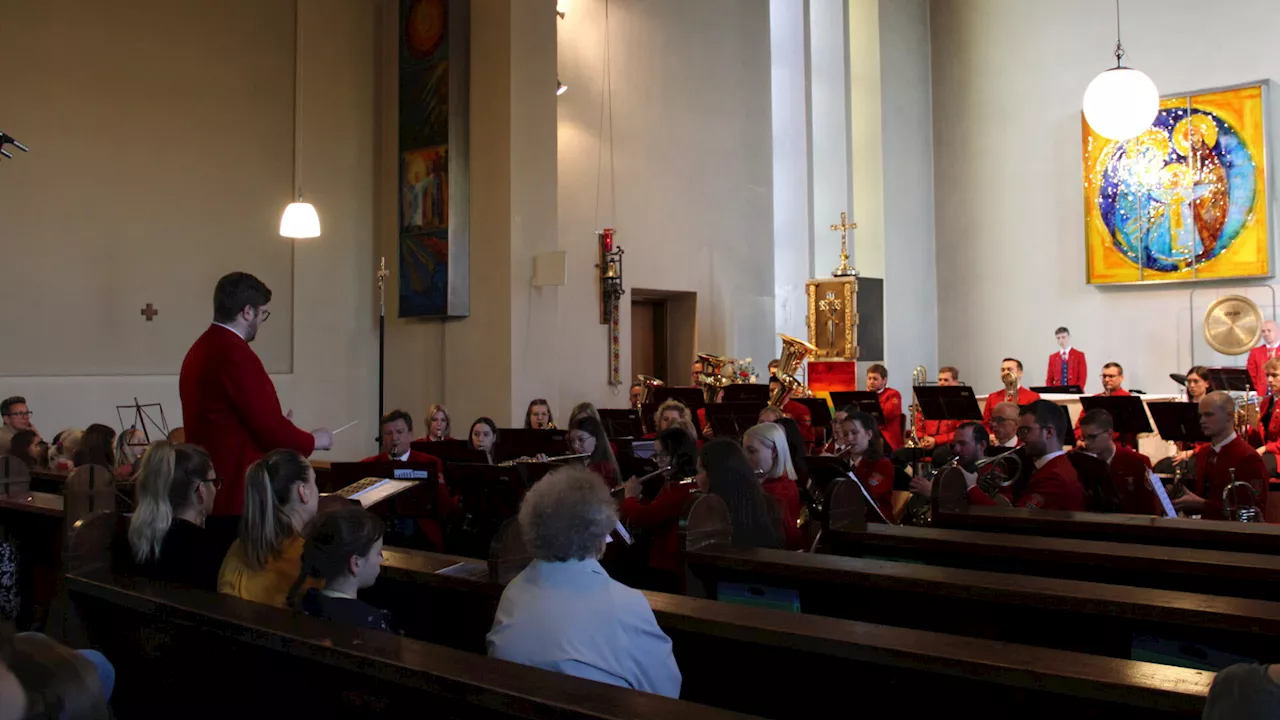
[1082,0,1159,142]
[281,0,320,239]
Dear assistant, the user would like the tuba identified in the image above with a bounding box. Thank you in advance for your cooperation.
[904,365,927,449]
[635,374,665,410]
[769,334,817,408]
[696,353,733,403]
[1222,470,1265,522]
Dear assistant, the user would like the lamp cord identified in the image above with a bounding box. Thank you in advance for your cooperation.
[593,0,615,230]
[294,0,304,200]
[1113,0,1125,67]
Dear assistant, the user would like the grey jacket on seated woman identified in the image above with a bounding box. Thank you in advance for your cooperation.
[485,466,682,698]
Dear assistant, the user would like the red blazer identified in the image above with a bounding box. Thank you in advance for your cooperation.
[1045,348,1087,389]
[877,388,904,451]
[969,453,1084,511]
[180,325,315,517]
[782,400,815,445]
[619,480,696,574]
[761,476,804,550]
[853,456,895,523]
[914,416,961,447]
[1193,435,1271,522]
[1107,446,1157,515]
[1247,345,1280,399]
[1260,396,1280,455]
[982,387,1041,429]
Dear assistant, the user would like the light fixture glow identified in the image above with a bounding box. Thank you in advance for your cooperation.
[556,0,569,18]
[557,79,568,96]
[1082,0,1158,142]
[280,200,321,239]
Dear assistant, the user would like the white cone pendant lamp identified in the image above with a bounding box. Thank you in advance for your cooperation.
[280,195,321,238]
[281,0,321,239]
[1082,0,1159,142]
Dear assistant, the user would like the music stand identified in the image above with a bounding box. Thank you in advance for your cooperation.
[1030,385,1084,395]
[914,386,983,422]
[598,409,644,438]
[1149,402,1210,444]
[325,461,437,518]
[115,398,170,443]
[495,429,569,463]
[1079,396,1154,435]
[409,439,488,465]
[651,387,705,409]
[721,384,771,403]
[828,391,884,424]
[705,403,766,439]
[1208,367,1255,394]
[445,463,528,532]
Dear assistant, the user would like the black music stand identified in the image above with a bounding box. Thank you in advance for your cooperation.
[651,387,705,409]
[115,398,170,444]
[598,409,644,438]
[409,439,488,465]
[1149,402,1210,444]
[325,461,438,518]
[1208,367,1255,394]
[495,429,569,463]
[705,403,765,439]
[828,391,884,424]
[1079,395,1153,435]
[914,386,983,422]
[794,397,833,442]
[1030,385,1084,395]
[445,463,528,540]
[721,384,771,403]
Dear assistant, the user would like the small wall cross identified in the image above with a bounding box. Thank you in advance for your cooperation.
[141,303,159,322]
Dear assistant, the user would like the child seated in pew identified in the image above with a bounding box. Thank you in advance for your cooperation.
[5,430,42,470]
[287,506,398,634]
[127,441,225,591]
[47,430,81,473]
[72,424,115,470]
[113,427,149,480]
[218,449,320,608]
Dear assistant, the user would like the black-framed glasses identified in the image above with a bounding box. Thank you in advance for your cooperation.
[1100,374,1120,380]
[206,477,223,490]
[6,411,33,419]
[258,308,271,323]
[1015,425,1037,437]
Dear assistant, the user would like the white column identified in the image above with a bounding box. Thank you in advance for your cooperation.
[771,0,812,353]
[808,0,853,279]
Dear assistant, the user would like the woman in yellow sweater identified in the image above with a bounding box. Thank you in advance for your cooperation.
[217,449,320,607]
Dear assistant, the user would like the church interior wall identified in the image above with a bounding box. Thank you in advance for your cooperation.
[932,0,1280,396]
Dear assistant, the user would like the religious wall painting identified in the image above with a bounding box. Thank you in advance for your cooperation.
[1083,82,1271,285]
[399,0,469,318]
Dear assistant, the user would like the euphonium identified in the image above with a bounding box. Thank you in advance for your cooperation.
[635,374,665,409]
[1222,470,1265,522]
[974,447,1023,498]
[769,334,818,407]
[904,365,927,449]
[696,352,733,403]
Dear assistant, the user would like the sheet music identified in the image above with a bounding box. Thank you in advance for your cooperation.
[345,478,417,508]
[1148,469,1178,519]
[846,471,893,524]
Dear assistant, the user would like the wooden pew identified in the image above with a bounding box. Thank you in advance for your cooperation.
[935,505,1280,555]
[64,569,754,720]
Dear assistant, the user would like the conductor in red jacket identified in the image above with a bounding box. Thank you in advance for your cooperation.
[1045,326,1087,390]
[180,272,331,523]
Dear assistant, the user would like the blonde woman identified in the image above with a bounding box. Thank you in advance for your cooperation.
[127,442,223,589]
[742,423,802,550]
[113,427,149,479]
[651,399,697,442]
[217,449,320,607]
[421,404,453,441]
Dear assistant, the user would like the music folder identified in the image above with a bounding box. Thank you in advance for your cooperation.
[705,402,766,438]
[720,384,771,404]
[828,391,884,424]
[1148,402,1210,444]
[328,461,438,515]
[913,386,983,422]
[1078,395,1154,435]
[792,398,833,430]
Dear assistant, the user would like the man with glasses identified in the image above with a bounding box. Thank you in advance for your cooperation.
[1076,362,1138,450]
[1079,408,1159,515]
[180,272,333,534]
[0,396,36,455]
[969,400,1084,511]
[988,401,1020,450]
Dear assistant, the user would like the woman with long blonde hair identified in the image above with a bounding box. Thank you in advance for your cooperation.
[742,422,803,550]
[127,441,223,589]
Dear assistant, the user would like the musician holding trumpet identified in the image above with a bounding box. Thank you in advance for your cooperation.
[982,359,1040,431]
[968,400,1085,511]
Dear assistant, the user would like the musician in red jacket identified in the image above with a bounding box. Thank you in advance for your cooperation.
[1079,409,1159,515]
[1257,357,1280,478]
[1177,391,1271,522]
[1045,326,1087,390]
[969,400,1085,511]
[618,427,700,592]
[1246,320,1280,399]
[180,272,331,522]
[867,364,904,451]
[1074,362,1138,451]
[836,412,895,523]
[361,409,455,550]
[982,358,1041,429]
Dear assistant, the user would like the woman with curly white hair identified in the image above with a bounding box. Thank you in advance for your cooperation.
[486,466,681,698]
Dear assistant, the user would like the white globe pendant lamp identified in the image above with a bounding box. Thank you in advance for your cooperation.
[1082,0,1159,142]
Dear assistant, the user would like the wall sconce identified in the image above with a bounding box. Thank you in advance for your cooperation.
[597,228,625,324]
[557,79,568,96]
[556,0,570,19]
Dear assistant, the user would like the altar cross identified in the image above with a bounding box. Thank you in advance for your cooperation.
[829,211,857,277]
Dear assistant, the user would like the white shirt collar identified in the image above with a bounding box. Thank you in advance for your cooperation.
[1212,432,1237,454]
[212,322,245,341]
[319,588,356,600]
[1034,449,1066,469]
[1061,346,1072,356]
[996,435,1017,448]
[394,449,410,462]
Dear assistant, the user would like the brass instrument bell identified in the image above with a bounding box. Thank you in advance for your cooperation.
[635,374,665,409]
[769,334,817,407]
[1222,469,1265,522]
[696,353,733,403]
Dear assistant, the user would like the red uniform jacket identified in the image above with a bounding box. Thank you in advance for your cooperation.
[782,400,815,445]
[1258,395,1280,455]
[877,388,904,451]
[1247,344,1280,400]
[761,476,804,550]
[359,451,456,550]
[1193,435,1270,522]
[914,416,961,447]
[982,387,1041,430]
[619,480,696,574]
[589,460,621,489]
[1045,348,1087,389]
[180,325,315,517]
[1077,388,1138,450]
[853,456,895,523]
[1107,446,1158,515]
[968,453,1085,511]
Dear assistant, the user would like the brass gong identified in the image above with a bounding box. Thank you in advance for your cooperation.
[1203,295,1264,355]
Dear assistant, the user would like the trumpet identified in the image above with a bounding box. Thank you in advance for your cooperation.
[973,447,1023,498]
[498,452,589,467]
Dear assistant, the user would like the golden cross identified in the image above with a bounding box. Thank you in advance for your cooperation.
[828,211,857,277]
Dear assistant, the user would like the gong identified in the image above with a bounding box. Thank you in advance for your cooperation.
[1203,295,1264,355]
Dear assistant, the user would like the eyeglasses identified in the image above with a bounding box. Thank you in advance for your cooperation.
[205,477,223,490]
[258,308,271,323]
[1015,425,1037,437]
[5,411,32,419]
[992,417,1017,424]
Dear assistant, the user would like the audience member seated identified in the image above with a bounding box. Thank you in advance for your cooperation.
[166,426,186,444]
[619,427,700,592]
[5,430,41,470]
[569,416,621,488]
[289,505,397,634]
[469,417,499,464]
[113,426,149,479]
[47,430,82,473]
[697,440,783,549]
[1203,662,1280,720]
[127,442,225,590]
[3,626,113,718]
[73,424,115,469]
[218,449,320,607]
[1,397,37,447]
[524,399,555,430]
[838,412,896,522]
[650,399,697,441]
[487,466,682,697]
[420,403,453,442]
[361,410,434,463]
[742,423,803,550]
